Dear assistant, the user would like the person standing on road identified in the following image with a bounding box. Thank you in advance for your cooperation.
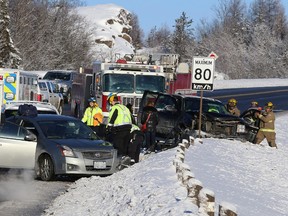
[126,103,136,124]
[82,97,103,135]
[128,124,144,164]
[106,93,132,160]
[225,98,241,116]
[141,100,159,153]
[255,102,277,148]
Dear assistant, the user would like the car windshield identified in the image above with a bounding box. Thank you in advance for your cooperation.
[103,74,165,94]
[184,98,230,114]
[103,74,134,93]
[43,72,71,81]
[135,75,165,93]
[37,119,98,140]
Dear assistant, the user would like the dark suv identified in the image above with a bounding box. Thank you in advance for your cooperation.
[137,90,259,149]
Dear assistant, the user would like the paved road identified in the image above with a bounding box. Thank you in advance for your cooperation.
[0,170,73,216]
[0,103,80,216]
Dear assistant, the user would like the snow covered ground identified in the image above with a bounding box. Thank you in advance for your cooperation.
[43,79,288,216]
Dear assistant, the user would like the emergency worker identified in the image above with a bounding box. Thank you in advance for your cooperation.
[106,93,132,159]
[141,100,159,153]
[126,103,136,124]
[82,97,103,135]
[128,124,144,163]
[250,101,259,108]
[255,102,277,148]
[225,98,240,116]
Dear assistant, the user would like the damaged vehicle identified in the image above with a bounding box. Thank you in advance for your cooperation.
[137,90,260,149]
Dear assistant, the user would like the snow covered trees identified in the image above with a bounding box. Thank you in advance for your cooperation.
[7,0,93,70]
[0,0,21,69]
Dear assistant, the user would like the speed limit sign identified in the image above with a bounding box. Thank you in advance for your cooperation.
[192,57,215,91]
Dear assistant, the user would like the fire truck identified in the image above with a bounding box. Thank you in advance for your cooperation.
[92,60,166,119]
[129,53,194,95]
[70,71,93,118]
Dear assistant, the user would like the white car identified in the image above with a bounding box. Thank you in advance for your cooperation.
[3,101,59,119]
[37,80,64,114]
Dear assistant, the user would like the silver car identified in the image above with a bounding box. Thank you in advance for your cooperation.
[2,114,120,181]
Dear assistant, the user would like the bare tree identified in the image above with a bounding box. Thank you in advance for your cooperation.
[146,25,171,52]
[0,0,21,68]
[249,0,287,39]
[129,12,144,49]
[9,0,93,70]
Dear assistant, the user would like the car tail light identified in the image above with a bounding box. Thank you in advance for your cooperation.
[37,94,42,101]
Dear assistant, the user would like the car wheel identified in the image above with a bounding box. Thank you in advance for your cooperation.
[38,155,55,181]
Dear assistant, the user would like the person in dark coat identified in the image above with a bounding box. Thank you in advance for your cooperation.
[128,124,144,163]
[141,100,159,152]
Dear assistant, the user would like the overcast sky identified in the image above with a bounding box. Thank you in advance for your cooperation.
[84,0,288,35]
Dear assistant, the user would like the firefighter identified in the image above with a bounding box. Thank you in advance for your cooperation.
[141,100,159,153]
[254,102,277,148]
[250,101,259,108]
[225,98,240,116]
[106,93,132,162]
[81,97,103,136]
[128,124,144,164]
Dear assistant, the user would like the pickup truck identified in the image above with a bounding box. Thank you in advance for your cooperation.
[37,80,64,114]
[43,70,77,104]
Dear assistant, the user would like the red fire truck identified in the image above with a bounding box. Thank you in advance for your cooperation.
[92,60,166,119]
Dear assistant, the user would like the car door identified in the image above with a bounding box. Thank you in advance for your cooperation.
[154,94,180,138]
[0,122,37,169]
[37,81,49,103]
[46,81,58,108]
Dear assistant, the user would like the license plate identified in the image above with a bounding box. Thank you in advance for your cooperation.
[237,124,245,133]
[94,161,106,169]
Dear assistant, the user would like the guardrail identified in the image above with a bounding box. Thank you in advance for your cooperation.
[173,137,237,216]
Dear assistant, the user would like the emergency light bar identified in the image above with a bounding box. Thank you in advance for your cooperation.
[101,63,163,73]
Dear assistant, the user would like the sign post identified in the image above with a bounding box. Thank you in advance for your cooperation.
[192,57,215,138]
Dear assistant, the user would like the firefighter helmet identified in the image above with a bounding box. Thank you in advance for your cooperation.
[228,98,237,105]
[265,102,274,109]
[251,101,258,107]
[88,97,96,102]
[107,93,117,104]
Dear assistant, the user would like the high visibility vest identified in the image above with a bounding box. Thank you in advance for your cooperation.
[108,104,132,126]
[131,124,140,133]
[82,107,103,126]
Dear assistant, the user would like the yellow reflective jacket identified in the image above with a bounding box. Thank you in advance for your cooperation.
[82,106,103,126]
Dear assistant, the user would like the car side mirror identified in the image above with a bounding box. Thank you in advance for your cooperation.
[25,133,37,141]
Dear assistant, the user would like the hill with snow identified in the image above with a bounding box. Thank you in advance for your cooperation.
[76,4,135,62]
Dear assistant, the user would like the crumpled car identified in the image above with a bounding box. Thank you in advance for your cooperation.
[137,90,260,149]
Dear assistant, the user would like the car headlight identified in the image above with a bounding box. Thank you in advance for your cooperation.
[237,124,246,133]
[58,145,75,157]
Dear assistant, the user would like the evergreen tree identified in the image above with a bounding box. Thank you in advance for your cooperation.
[0,0,21,68]
[171,12,194,62]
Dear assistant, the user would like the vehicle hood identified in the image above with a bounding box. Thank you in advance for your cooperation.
[51,139,114,150]
[203,112,241,121]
